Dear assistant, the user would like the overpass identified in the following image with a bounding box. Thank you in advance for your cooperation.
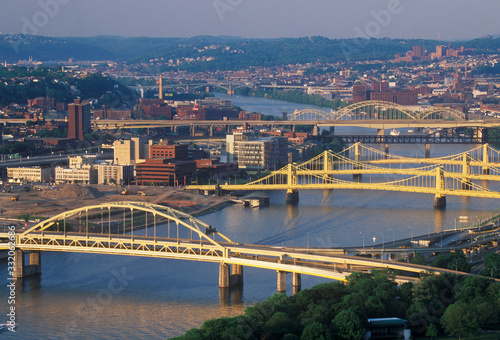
[1,202,483,294]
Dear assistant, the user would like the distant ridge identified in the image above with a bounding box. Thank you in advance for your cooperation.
[1,34,499,71]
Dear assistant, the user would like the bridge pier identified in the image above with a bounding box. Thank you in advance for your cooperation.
[353,166,362,182]
[329,126,335,133]
[209,125,214,137]
[219,263,230,288]
[461,180,472,190]
[312,125,319,136]
[384,144,389,158]
[424,144,431,158]
[482,144,490,175]
[377,129,384,136]
[277,271,287,293]
[13,250,41,279]
[433,195,446,209]
[230,264,243,286]
[292,272,301,295]
[285,189,299,204]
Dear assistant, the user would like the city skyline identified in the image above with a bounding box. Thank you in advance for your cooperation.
[1,0,500,41]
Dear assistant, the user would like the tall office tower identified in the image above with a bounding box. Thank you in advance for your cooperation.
[68,99,91,140]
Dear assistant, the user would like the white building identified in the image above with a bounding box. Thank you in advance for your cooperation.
[69,155,97,168]
[113,137,149,165]
[96,162,134,185]
[236,137,288,170]
[225,131,253,163]
[7,167,53,183]
[54,166,98,184]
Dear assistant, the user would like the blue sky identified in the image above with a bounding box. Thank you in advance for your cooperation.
[1,0,499,41]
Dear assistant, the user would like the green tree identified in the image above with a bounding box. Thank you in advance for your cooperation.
[431,251,471,273]
[331,308,366,340]
[441,301,480,339]
[425,323,439,339]
[264,311,294,338]
[410,253,425,265]
[482,253,500,278]
[300,322,331,340]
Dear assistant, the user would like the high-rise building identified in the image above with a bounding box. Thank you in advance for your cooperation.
[412,45,423,57]
[113,137,149,165]
[352,84,368,102]
[67,99,91,140]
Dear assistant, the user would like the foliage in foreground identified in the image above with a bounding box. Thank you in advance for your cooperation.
[174,271,500,340]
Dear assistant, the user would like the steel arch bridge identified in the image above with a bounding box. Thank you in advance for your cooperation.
[3,201,491,292]
[289,100,465,121]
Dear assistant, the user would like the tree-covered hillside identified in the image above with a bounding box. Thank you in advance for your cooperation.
[2,34,500,71]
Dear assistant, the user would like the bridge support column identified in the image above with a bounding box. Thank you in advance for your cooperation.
[13,249,24,279]
[461,180,472,190]
[30,251,41,274]
[482,144,490,175]
[13,250,41,279]
[219,263,230,288]
[214,184,221,197]
[329,126,335,133]
[384,144,389,158]
[277,271,286,294]
[312,125,319,136]
[377,129,384,136]
[190,125,195,137]
[292,273,301,295]
[209,125,214,137]
[285,189,299,204]
[434,195,446,209]
[461,154,472,190]
[424,144,431,158]
[230,264,243,286]
[353,166,362,182]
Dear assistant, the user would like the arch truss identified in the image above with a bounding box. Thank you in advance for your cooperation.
[288,101,465,121]
[20,201,233,251]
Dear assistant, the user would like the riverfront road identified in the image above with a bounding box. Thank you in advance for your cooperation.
[0,154,70,169]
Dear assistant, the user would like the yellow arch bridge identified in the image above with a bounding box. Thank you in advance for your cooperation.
[289,100,465,121]
[0,202,479,294]
[187,143,500,208]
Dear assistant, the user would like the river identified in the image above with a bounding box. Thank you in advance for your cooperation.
[1,94,499,339]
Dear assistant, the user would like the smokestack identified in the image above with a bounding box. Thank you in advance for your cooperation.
[159,74,163,100]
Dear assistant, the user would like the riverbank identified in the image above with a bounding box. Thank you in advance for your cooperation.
[0,184,233,223]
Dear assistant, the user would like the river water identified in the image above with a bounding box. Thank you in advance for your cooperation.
[1,94,499,339]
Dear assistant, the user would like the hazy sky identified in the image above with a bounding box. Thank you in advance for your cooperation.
[1,0,499,41]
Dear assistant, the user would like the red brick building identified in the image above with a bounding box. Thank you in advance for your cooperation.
[68,99,91,140]
[93,107,132,120]
[149,143,188,160]
[139,98,172,119]
[135,158,196,186]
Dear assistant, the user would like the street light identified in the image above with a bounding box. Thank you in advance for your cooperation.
[380,233,385,261]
